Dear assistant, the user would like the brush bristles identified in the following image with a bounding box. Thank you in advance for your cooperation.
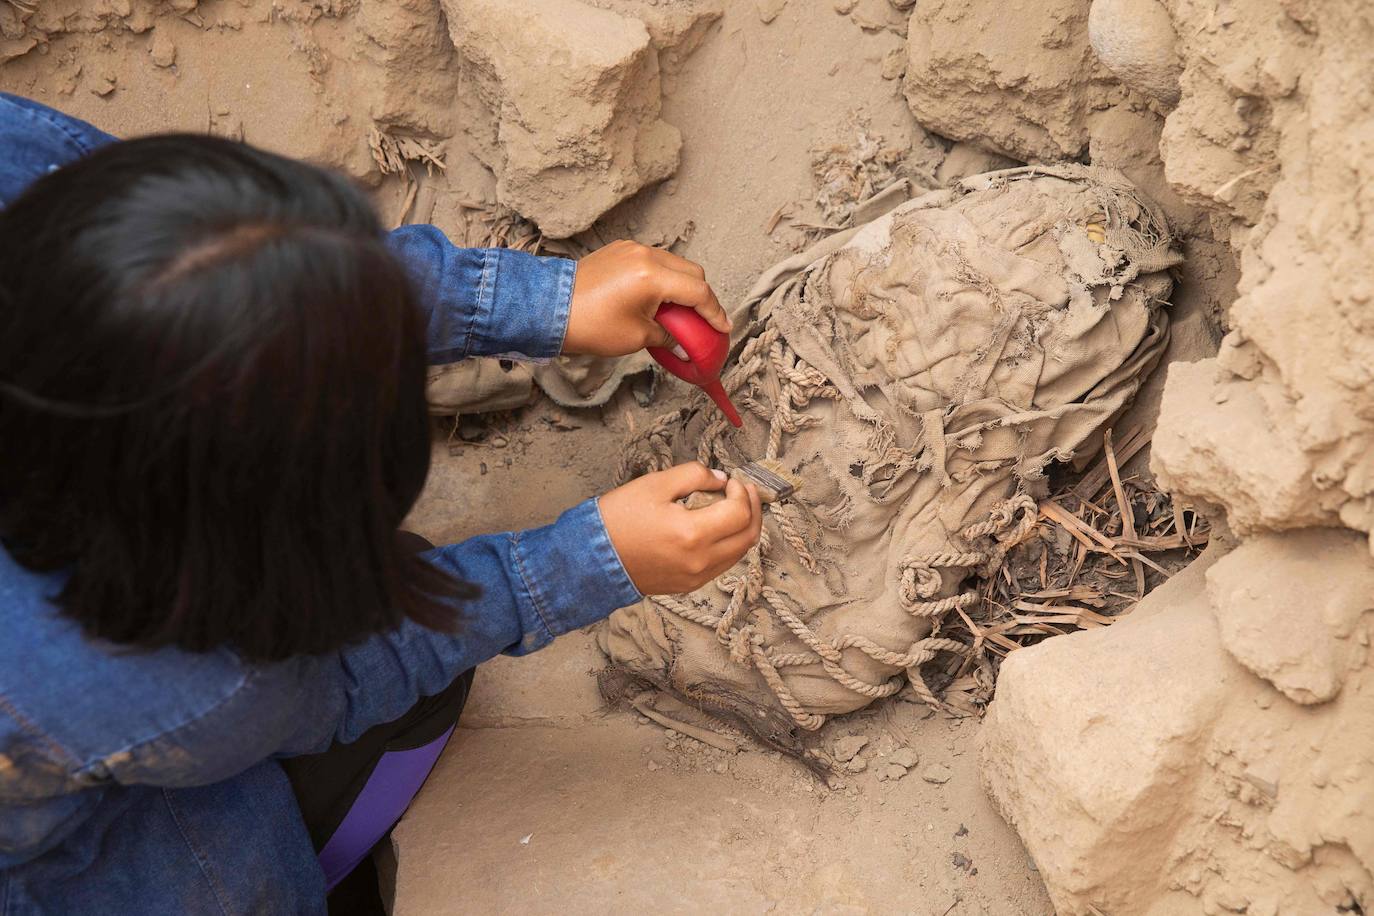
[733,461,799,503]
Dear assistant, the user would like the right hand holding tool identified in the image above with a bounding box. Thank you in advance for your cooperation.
[563,240,729,358]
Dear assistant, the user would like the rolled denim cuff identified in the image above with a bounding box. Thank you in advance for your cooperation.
[507,498,642,652]
[474,247,574,363]
[386,225,574,364]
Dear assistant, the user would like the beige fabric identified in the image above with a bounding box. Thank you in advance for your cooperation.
[426,358,534,416]
[602,165,1180,740]
[532,351,654,408]
[425,351,654,416]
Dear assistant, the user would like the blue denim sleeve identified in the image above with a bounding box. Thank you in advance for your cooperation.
[386,225,576,365]
[0,96,575,367]
[0,93,115,207]
[110,499,640,777]
[268,497,640,753]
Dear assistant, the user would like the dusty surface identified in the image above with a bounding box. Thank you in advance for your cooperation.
[392,637,1049,914]
[6,0,1370,913]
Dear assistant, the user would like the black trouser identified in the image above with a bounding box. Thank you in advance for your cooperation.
[282,534,473,915]
[283,668,473,914]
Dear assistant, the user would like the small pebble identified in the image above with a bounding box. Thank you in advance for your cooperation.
[647,760,660,772]
[756,0,787,23]
[845,757,868,774]
[150,33,177,68]
[877,763,907,782]
[880,47,906,80]
[833,735,869,762]
[712,761,729,775]
[921,763,953,785]
[890,747,920,769]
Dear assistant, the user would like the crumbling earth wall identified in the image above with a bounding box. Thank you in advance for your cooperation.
[909,0,1374,911]
[982,532,1374,915]
[0,0,718,239]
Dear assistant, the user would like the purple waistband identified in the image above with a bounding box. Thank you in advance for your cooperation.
[317,726,455,891]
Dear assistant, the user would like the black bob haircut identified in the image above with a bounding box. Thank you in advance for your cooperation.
[0,134,476,661]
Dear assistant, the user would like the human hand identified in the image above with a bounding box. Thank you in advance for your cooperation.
[599,462,762,595]
[563,240,730,358]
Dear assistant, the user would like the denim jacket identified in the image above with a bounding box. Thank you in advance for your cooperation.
[0,95,641,914]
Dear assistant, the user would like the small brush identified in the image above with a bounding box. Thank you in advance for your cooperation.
[684,459,800,510]
[732,461,797,502]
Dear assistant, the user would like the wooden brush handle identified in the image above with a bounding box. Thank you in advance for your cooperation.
[681,465,796,510]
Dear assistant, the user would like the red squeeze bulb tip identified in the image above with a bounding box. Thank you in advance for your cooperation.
[703,380,744,428]
[647,303,744,428]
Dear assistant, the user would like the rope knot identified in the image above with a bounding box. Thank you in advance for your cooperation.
[961,493,1039,573]
[898,560,943,602]
[728,626,762,667]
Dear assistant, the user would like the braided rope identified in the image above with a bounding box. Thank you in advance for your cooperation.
[749,638,825,730]
[617,410,684,483]
[903,637,973,709]
[769,503,818,572]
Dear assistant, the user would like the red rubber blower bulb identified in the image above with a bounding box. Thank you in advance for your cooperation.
[646,303,743,428]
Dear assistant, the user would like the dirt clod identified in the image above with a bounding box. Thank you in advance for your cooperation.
[833,735,869,762]
[890,747,919,769]
[921,764,953,785]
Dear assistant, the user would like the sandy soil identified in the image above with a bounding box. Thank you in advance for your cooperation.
[390,644,1051,914]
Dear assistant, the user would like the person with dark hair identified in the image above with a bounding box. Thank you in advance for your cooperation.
[0,93,762,914]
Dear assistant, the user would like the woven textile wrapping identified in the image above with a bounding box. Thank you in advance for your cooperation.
[603,165,1180,739]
